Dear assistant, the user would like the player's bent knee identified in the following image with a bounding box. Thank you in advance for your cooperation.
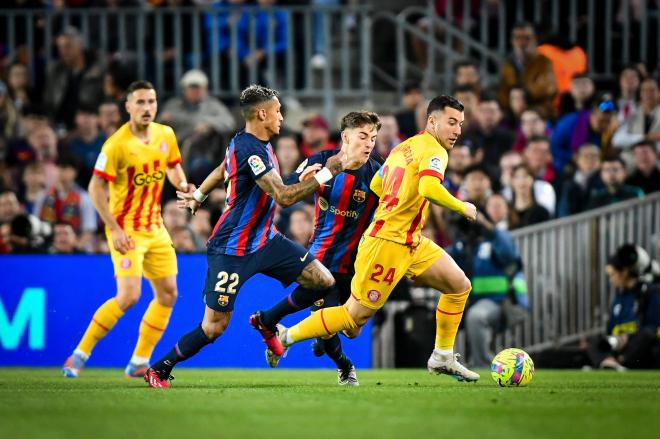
[116,290,140,310]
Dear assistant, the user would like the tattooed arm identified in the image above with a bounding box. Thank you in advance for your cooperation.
[255,153,345,208]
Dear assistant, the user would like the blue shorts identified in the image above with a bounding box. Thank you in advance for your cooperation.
[203,234,315,312]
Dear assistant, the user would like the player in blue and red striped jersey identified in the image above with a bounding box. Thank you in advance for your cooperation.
[144,85,360,388]
[249,111,382,386]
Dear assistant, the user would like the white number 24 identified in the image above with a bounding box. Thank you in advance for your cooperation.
[214,271,239,294]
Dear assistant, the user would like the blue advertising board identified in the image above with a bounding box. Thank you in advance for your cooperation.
[0,255,371,368]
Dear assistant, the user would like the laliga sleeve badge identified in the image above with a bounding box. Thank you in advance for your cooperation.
[367,290,381,303]
[94,152,108,171]
[295,159,308,173]
[248,155,267,175]
[429,156,443,172]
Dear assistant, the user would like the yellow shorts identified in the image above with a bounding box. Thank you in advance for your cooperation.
[351,235,444,310]
[106,226,177,279]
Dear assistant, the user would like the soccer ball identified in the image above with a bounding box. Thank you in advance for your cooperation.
[490,348,535,387]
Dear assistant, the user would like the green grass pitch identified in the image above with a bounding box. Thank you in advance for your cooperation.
[1,368,659,439]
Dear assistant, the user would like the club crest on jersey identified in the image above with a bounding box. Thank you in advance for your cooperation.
[120,258,131,269]
[160,142,168,153]
[353,189,366,203]
[314,299,324,307]
[429,156,443,172]
[248,155,267,175]
[218,295,230,307]
[318,196,329,211]
[367,290,381,303]
[295,159,308,174]
[94,152,108,171]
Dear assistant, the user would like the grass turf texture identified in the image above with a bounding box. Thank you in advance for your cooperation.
[1,369,659,439]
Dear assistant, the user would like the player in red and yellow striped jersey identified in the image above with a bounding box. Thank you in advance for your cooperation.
[273,96,481,382]
[63,80,193,379]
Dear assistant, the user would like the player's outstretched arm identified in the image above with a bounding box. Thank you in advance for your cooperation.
[88,175,131,254]
[166,163,191,192]
[177,158,226,215]
[256,153,345,208]
[418,175,477,221]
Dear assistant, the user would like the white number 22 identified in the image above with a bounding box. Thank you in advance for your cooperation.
[214,271,239,294]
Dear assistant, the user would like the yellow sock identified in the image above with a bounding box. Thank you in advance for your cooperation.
[435,288,471,350]
[77,298,125,356]
[133,300,173,360]
[288,306,357,343]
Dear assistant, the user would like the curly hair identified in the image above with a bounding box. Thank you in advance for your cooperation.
[239,84,279,120]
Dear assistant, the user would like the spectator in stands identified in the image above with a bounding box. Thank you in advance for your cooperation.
[444,142,473,196]
[464,93,515,174]
[499,150,556,217]
[374,113,402,158]
[299,114,336,157]
[485,193,513,231]
[395,81,425,139]
[171,225,197,253]
[557,143,603,217]
[449,204,528,368]
[49,222,79,254]
[33,154,97,251]
[103,60,133,122]
[587,244,660,370]
[498,22,557,119]
[612,77,660,151]
[512,108,550,152]
[0,189,22,224]
[62,105,106,187]
[502,86,529,131]
[98,100,122,138]
[586,155,644,209]
[20,162,47,215]
[287,207,313,248]
[616,65,642,123]
[204,0,248,90]
[537,34,587,99]
[43,26,104,130]
[163,199,189,233]
[551,98,618,174]
[509,163,551,229]
[0,81,20,143]
[558,74,595,118]
[26,125,59,187]
[161,69,236,179]
[523,135,558,191]
[236,0,289,87]
[6,63,37,114]
[625,141,660,195]
[453,84,479,131]
[310,0,339,69]
[274,133,302,181]
[461,164,492,210]
[453,59,482,94]
[190,207,212,243]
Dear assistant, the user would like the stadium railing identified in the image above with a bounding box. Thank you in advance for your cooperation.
[500,192,660,354]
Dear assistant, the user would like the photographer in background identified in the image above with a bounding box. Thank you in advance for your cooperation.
[587,244,660,370]
[447,196,528,368]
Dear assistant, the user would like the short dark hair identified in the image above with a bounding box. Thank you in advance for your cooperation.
[453,59,478,74]
[126,80,155,97]
[512,21,535,32]
[427,95,464,115]
[526,135,550,146]
[463,163,491,180]
[403,80,422,94]
[631,140,658,154]
[239,84,279,120]
[452,84,478,95]
[602,154,626,168]
[340,111,382,131]
[478,91,498,104]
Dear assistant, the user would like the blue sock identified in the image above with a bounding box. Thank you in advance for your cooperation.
[153,324,212,373]
[261,285,325,328]
[323,335,352,370]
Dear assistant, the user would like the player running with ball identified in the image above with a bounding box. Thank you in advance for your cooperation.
[269,96,481,382]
